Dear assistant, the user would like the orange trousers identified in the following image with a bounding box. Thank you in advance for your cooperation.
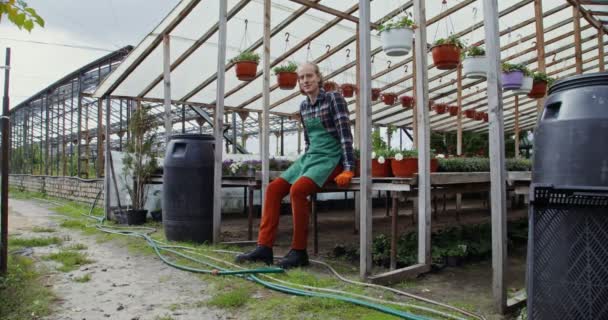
[258,165,342,250]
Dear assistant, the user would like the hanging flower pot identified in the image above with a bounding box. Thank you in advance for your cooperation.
[464,109,476,119]
[400,95,414,108]
[340,83,356,98]
[431,36,464,70]
[382,93,398,106]
[273,62,298,90]
[462,46,486,79]
[483,113,489,122]
[371,88,381,101]
[501,63,529,90]
[378,15,415,56]
[474,111,484,121]
[528,80,548,99]
[448,105,459,116]
[513,76,533,95]
[433,103,448,114]
[323,81,339,92]
[231,51,260,81]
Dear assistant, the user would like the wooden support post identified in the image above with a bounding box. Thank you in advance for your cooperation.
[261,0,271,201]
[514,96,520,158]
[354,31,361,150]
[599,29,605,72]
[411,49,418,150]
[163,34,172,141]
[62,100,66,176]
[535,0,547,114]
[573,5,583,74]
[482,0,508,313]
[413,0,431,266]
[232,111,238,154]
[76,75,82,177]
[104,96,112,220]
[358,0,373,278]
[390,195,398,270]
[212,0,228,244]
[96,98,104,178]
[456,64,463,213]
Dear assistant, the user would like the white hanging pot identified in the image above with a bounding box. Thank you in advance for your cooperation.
[380,27,414,57]
[513,76,533,95]
[462,56,487,79]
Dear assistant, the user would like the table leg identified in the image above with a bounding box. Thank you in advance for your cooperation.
[312,194,318,255]
[248,187,254,241]
[456,193,462,221]
[390,195,398,271]
[385,191,390,217]
[354,191,360,234]
[243,187,248,215]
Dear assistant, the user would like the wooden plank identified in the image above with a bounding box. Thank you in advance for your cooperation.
[163,34,172,141]
[515,95,520,156]
[412,45,418,150]
[599,29,606,71]
[413,0,431,266]
[456,64,463,155]
[261,0,271,204]
[368,264,431,285]
[574,5,584,74]
[212,0,228,244]
[535,0,547,114]
[430,172,490,184]
[358,0,373,279]
[288,0,378,28]
[482,0,508,313]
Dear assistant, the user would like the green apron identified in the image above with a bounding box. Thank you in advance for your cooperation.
[280,117,343,187]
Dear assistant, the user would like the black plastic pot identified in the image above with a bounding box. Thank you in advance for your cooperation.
[446,255,464,267]
[150,210,162,222]
[115,209,147,225]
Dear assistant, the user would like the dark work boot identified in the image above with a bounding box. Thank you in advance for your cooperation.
[276,249,309,269]
[235,245,274,265]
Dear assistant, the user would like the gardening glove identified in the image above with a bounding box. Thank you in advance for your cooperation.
[334,170,355,188]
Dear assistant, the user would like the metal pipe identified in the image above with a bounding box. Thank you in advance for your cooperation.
[1,47,11,274]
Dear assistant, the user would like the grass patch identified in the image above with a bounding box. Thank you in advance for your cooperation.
[59,219,88,229]
[72,273,92,283]
[43,251,93,272]
[8,236,62,247]
[154,315,175,320]
[31,226,56,233]
[207,287,252,309]
[65,243,88,251]
[0,255,54,319]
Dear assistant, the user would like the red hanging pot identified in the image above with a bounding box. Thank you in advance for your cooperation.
[464,109,476,119]
[448,105,459,116]
[382,93,398,106]
[276,71,297,90]
[323,81,339,92]
[483,112,489,122]
[371,88,381,101]
[474,111,484,121]
[433,103,448,114]
[431,44,461,70]
[340,83,356,98]
[528,80,548,99]
[235,61,258,81]
[400,95,414,108]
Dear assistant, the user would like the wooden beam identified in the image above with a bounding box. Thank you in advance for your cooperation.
[600,29,606,71]
[412,47,418,150]
[261,0,271,211]
[568,0,608,34]
[514,96,520,157]
[535,0,547,114]
[288,0,379,28]
[456,64,463,156]
[574,4,584,74]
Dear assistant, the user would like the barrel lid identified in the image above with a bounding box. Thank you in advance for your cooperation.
[548,72,608,95]
[169,134,215,141]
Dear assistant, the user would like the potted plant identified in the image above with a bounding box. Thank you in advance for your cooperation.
[340,83,356,98]
[390,149,418,178]
[528,72,553,99]
[400,95,414,108]
[273,61,298,90]
[371,131,392,177]
[381,92,398,106]
[474,111,484,121]
[482,112,488,122]
[464,109,476,119]
[230,51,260,81]
[433,103,448,114]
[371,88,381,101]
[462,45,486,79]
[431,35,465,70]
[501,63,529,90]
[118,107,159,225]
[445,244,467,267]
[378,14,416,57]
[323,80,339,92]
[448,105,459,116]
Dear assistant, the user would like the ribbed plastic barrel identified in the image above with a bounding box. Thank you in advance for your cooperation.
[163,134,214,243]
[533,72,608,187]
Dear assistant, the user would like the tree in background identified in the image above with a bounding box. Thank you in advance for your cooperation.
[0,0,44,32]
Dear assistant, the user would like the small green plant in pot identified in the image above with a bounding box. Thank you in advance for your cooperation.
[501,63,530,90]
[273,61,298,90]
[230,51,260,81]
[379,14,416,56]
[371,131,391,177]
[119,107,159,225]
[431,35,465,70]
[462,45,487,79]
[390,149,418,178]
[528,72,554,99]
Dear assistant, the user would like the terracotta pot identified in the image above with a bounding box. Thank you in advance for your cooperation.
[430,158,439,173]
[340,83,356,98]
[433,103,448,114]
[235,61,258,81]
[324,81,338,92]
[448,105,459,116]
[400,95,414,108]
[391,158,418,178]
[464,109,476,119]
[483,113,489,122]
[382,93,398,106]
[474,111,484,121]
[372,159,392,177]
[371,88,381,101]
[276,71,297,90]
[528,80,548,99]
[431,44,461,70]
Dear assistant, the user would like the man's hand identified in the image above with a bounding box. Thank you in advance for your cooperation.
[334,170,354,187]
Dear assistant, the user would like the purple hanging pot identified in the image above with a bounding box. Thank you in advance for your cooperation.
[502,70,524,90]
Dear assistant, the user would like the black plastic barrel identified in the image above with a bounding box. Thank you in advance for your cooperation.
[528,72,608,320]
[163,134,214,243]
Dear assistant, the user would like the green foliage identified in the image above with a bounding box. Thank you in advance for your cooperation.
[72,273,92,283]
[0,255,53,319]
[9,236,62,247]
[464,45,485,57]
[502,62,531,76]
[273,61,297,75]
[122,107,159,210]
[43,250,93,272]
[531,71,555,85]
[229,51,260,64]
[31,226,56,233]
[371,130,388,155]
[377,14,415,34]
[65,243,88,251]
[0,0,44,32]
[434,34,466,49]
[207,287,252,309]
[437,157,532,172]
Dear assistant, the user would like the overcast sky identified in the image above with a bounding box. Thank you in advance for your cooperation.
[0,0,179,107]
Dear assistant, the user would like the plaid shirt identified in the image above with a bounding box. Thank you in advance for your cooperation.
[300,89,355,172]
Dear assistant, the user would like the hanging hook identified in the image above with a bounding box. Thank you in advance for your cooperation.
[404,65,408,73]
[325,45,331,54]
[387,60,392,69]
[244,19,248,31]
[346,48,351,59]
[285,32,290,43]
[552,53,557,62]
[307,42,311,50]
[371,55,375,63]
